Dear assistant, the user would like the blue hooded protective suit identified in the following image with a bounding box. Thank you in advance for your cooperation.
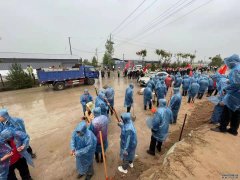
[124,84,134,107]
[93,107,101,117]
[70,121,97,175]
[119,113,137,162]
[143,84,152,106]
[105,87,115,107]
[0,137,11,180]
[95,92,108,117]
[198,78,209,93]
[0,109,26,133]
[182,75,190,91]
[0,128,34,167]
[80,89,93,113]
[169,88,182,123]
[222,54,240,111]
[155,81,167,99]
[147,78,155,90]
[208,78,214,90]
[188,80,200,98]
[151,99,173,141]
[89,108,109,153]
[174,76,183,88]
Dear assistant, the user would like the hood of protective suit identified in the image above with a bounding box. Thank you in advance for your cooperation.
[173,88,180,94]
[183,75,188,79]
[211,73,226,82]
[93,107,101,117]
[0,128,14,141]
[158,99,167,107]
[98,92,106,101]
[0,109,10,121]
[84,89,89,94]
[121,112,131,124]
[224,54,240,69]
[129,84,134,89]
[147,84,152,88]
[75,121,87,134]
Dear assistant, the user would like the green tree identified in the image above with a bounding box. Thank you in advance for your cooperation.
[6,63,34,89]
[92,56,98,67]
[151,63,156,71]
[209,55,223,67]
[103,38,114,66]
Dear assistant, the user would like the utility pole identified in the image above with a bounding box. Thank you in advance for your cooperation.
[68,37,72,55]
[123,53,125,60]
[95,48,98,61]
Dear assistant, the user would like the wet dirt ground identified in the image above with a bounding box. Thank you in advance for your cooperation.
[0,72,234,180]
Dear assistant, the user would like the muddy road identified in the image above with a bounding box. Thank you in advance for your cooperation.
[0,72,220,180]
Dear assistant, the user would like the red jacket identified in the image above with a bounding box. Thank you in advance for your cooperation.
[165,77,172,87]
[9,138,21,165]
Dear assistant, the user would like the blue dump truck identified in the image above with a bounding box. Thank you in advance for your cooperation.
[37,65,99,90]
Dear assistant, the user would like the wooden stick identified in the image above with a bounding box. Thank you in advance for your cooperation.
[179,114,188,141]
[104,98,121,122]
[99,131,108,180]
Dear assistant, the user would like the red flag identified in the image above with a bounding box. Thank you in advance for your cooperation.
[218,65,227,74]
[143,65,150,72]
[186,64,192,69]
[124,60,131,70]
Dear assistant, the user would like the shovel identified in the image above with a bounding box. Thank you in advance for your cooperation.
[131,103,136,121]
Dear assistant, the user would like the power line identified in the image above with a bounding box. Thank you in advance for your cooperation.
[111,0,147,33]
[113,0,159,35]
[115,0,197,47]
[138,0,214,40]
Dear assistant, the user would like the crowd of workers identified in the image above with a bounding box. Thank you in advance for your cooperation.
[0,54,239,180]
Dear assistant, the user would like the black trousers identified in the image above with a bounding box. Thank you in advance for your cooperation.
[208,89,214,96]
[127,106,131,113]
[214,89,218,96]
[8,158,31,180]
[182,90,187,96]
[148,135,162,155]
[107,106,113,115]
[144,102,152,110]
[197,93,204,99]
[220,106,240,133]
[187,96,194,103]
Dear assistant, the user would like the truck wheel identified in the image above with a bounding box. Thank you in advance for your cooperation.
[54,82,65,90]
[87,79,95,85]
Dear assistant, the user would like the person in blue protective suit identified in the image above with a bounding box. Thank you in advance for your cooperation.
[187,79,200,103]
[147,99,173,156]
[89,107,109,163]
[197,77,209,99]
[173,75,183,88]
[124,84,134,112]
[80,89,93,115]
[144,84,153,110]
[207,76,214,97]
[147,77,155,91]
[0,128,34,180]
[0,109,36,159]
[117,113,137,174]
[155,81,167,107]
[0,136,12,180]
[210,75,228,124]
[103,85,115,116]
[169,88,182,124]
[182,75,190,96]
[70,121,97,179]
[211,54,240,136]
[95,92,108,117]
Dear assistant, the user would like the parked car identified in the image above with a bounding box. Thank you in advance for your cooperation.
[138,71,168,86]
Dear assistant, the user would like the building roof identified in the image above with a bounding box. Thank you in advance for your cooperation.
[0,52,80,60]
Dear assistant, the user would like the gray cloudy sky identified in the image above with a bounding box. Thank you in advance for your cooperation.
[0,0,239,62]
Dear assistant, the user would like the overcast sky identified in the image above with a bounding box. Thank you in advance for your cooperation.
[0,0,239,62]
